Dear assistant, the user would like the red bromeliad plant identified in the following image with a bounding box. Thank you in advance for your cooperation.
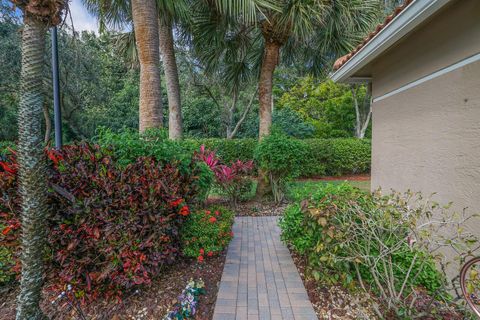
[194,145,219,172]
[215,160,254,206]
[196,145,254,206]
[0,143,203,301]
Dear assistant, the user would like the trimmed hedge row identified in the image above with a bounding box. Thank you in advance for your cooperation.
[182,138,257,164]
[0,137,371,177]
[183,138,371,177]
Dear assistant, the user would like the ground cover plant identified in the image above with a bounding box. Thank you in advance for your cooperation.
[280,183,478,318]
[181,206,235,262]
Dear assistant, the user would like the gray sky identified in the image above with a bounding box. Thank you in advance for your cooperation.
[68,0,98,32]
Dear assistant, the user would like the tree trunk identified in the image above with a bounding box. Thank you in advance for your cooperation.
[256,41,280,198]
[158,18,182,139]
[225,91,238,138]
[43,103,51,144]
[228,88,257,139]
[351,84,372,139]
[131,0,163,133]
[258,41,280,138]
[16,16,49,320]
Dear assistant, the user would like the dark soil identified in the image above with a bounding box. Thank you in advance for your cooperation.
[0,253,226,320]
[290,250,379,320]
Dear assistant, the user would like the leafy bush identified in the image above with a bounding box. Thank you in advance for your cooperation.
[94,127,192,168]
[254,131,308,202]
[0,143,205,299]
[195,146,255,205]
[302,138,371,177]
[272,108,315,139]
[183,138,370,178]
[0,141,14,157]
[181,206,234,261]
[2,136,372,179]
[184,138,257,164]
[280,183,477,318]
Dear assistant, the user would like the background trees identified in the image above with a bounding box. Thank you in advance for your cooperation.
[0,0,397,143]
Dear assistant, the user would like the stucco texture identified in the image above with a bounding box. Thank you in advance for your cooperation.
[372,60,480,220]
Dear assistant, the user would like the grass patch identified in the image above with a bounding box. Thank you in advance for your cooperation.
[286,179,370,202]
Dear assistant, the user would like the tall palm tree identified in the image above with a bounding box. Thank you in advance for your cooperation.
[12,0,65,318]
[84,0,163,132]
[86,0,272,137]
[157,1,188,140]
[256,0,379,138]
[131,0,163,132]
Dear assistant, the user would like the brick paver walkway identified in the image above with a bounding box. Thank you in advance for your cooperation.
[213,216,317,320]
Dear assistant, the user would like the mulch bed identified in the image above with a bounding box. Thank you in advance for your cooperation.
[290,250,380,320]
[206,198,287,217]
[0,253,226,320]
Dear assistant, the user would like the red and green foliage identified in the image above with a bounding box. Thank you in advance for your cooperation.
[196,145,255,205]
[181,206,234,261]
[0,144,204,300]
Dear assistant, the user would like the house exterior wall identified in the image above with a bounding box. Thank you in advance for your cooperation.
[370,0,480,222]
[371,0,480,98]
[371,60,480,220]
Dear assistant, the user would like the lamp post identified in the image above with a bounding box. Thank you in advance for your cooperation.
[51,26,62,149]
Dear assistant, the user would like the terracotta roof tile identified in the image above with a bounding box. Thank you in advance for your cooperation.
[333,0,414,71]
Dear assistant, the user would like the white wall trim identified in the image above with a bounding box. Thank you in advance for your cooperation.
[373,52,480,103]
[331,0,452,83]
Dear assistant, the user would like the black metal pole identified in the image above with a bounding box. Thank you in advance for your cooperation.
[51,26,62,149]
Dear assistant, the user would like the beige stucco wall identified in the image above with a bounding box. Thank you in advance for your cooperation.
[371,0,480,98]
[370,0,480,219]
[371,60,480,217]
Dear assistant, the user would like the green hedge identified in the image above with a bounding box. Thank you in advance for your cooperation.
[302,138,371,176]
[182,138,257,164]
[184,138,371,177]
[0,137,371,177]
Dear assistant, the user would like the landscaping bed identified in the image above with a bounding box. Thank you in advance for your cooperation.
[290,250,379,320]
[0,254,226,320]
[280,182,474,319]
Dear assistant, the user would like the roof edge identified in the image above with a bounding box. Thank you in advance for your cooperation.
[331,0,452,83]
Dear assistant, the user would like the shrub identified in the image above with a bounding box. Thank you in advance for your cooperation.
[195,146,255,205]
[184,138,371,178]
[280,183,477,318]
[0,143,205,300]
[94,127,192,168]
[302,138,371,177]
[95,128,213,203]
[184,138,257,164]
[181,206,234,261]
[214,160,255,206]
[254,131,308,202]
[0,141,14,157]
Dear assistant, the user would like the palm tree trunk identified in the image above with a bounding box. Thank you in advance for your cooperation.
[258,41,280,138]
[131,0,163,133]
[256,41,280,198]
[16,16,49,320]
[158,18,183,140]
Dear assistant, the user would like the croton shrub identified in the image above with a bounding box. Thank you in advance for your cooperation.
[0,143,205,300]
[181,206,234,262]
